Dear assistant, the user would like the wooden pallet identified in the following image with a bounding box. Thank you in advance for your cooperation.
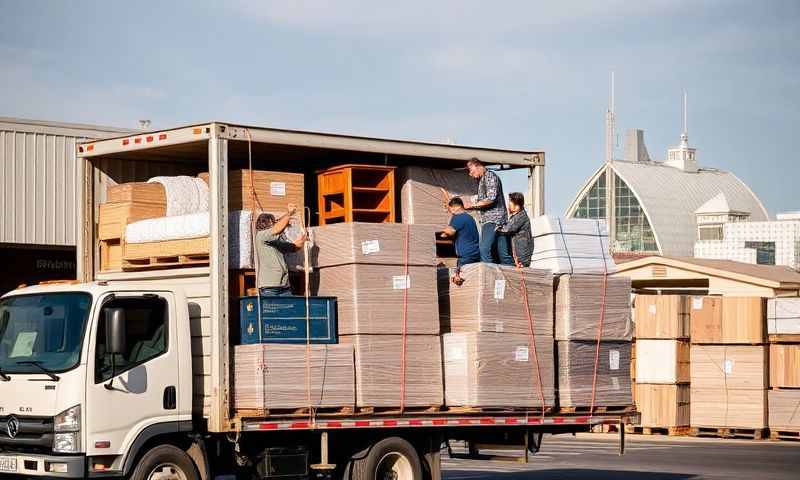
[770,430,800,442]
[356,405,443,416]
[558,405,636,414]
[690,426,768,440]
[768,334,800,343]
[122,253,210,270]
[591,424,620,433]
[625,425,690,436]
[443,406,555,416]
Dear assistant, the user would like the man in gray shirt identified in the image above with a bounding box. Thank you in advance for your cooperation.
[464,157,512,264]
[497,192,533,267]
[255,204,306,296]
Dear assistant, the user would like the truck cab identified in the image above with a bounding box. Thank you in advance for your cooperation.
[0,282,194,478]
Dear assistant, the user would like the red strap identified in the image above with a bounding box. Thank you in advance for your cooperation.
[589,220,609,416]
[399,224,411,413]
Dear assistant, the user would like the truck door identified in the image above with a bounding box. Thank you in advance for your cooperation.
[85,292,184,459]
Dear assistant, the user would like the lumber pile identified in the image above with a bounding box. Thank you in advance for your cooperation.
[554,274,632,341]
[766,299,800,436]
[530,216,616,274]
[441,263,555,408]
[556,340,633,407]
[632,295,691,429]
[397,166,478,229]
[199,169,305,213]
[690,296,768,430]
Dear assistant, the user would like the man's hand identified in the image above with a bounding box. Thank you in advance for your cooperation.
[292,232,308,249]
[287,203,298,216]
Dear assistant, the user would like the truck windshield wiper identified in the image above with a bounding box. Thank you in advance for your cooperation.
[0,367,9,381]
[15,361,60,381]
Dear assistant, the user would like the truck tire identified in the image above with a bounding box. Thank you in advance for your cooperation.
[129,444,200,480]
[350,437,423,480]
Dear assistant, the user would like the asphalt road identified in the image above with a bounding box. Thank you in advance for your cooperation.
[442,433,800,480]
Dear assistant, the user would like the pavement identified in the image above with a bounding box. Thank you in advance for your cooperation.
[442,433,800,480]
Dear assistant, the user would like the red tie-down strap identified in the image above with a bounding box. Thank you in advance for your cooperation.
[399,224,411,413]
[589,220,609,417]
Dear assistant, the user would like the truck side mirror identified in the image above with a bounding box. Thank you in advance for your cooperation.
[105,308,127,355]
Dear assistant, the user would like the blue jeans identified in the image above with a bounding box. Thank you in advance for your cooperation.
[259,286,293,297]
[480,222,513,264]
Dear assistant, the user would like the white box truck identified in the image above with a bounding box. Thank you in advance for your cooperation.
[0,122,633,479]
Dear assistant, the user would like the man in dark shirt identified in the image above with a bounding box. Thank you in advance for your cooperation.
[441,197,480,285]
[464,157,512,265]
[497,192,533,267]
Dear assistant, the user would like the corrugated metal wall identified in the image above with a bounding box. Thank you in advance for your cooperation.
[0,119,132,247]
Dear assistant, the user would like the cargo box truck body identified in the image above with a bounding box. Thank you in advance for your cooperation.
[0,123,634,479]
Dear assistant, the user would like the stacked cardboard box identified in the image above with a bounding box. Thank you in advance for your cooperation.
[441,263,555,408]
[632,295,691,429]
[396,166,478,229]
[555,275,633,408]
[530,216,617,274]
[690,297,768,430]
[313,222,443,408]
[767,298,800,436]
[199,169,305,213]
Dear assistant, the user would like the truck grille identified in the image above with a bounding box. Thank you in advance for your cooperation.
[0,415,54,453]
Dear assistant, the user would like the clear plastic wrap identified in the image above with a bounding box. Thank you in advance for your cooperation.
[555,274,632,341]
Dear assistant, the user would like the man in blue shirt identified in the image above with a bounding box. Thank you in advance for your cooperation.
[440,197,480,285]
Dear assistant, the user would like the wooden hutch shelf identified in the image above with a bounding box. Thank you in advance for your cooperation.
[317,164,396,224]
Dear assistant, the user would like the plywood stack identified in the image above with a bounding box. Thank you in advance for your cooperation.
[530,216,617,275]
[555,274,633,410]
[632,295,691,432]
[312,222,443,409]
[442,263,555,409]
[767,298,800,440]
[690,297,768,436]
[199,170,305,213]
[396,166,478,229]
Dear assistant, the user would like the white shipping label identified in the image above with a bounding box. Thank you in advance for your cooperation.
[648,304,657,315]
[609,349,620,371]
[692,296,704,310]
[515,346,529,362]
[611,376,620,390]
[361,240,381,255]
[392,275,411,290]
[724,359,734,375]
[494,321,504,333]
[494,279,507,300]
[270,181,286,196]
[447,345,466,362]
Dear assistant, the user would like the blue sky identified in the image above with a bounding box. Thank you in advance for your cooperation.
[1,1,798,215]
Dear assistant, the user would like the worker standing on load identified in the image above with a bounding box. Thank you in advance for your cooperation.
[255,204,306,296]
[440,196,481,285]
[496,192,533,267]
[464,157,512,264]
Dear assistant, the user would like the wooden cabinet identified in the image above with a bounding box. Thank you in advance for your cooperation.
[317,165,395,224]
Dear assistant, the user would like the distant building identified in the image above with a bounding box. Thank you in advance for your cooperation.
[565,92,768,256]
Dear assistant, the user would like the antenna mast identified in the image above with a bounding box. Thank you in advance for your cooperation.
[605,72,616,163]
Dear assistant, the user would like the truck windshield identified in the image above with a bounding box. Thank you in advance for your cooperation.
[0,293,92,374]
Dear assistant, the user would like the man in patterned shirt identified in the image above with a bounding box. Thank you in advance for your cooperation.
[464,158,513,264]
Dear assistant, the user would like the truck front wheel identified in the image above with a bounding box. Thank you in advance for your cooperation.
[130,444,200,480]
[350,437,423,480]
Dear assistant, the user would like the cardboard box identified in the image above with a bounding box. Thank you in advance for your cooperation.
[691,387,767,429]
[106,182,166,205]
[635,340,690,384]
[310,222,437,268]
[397,166,478,228]
[770,343,800,388]
[768,389,800,431]
[690,297,765,344]
[200,170,305,213]
[556,341,633,407]
[634,295,690,339]
[442,332,555,408]
[555,274,632,341]
[635,384,690,428]
[767,298,800,335]
[98,202,165,240]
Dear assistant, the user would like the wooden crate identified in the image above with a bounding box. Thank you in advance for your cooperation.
[99,239,122,272]
[634,295,689,339]
[123,237,209,269]
[317,164,395,224]
[770,343,800,388]
[690,296,765,344]
[635,384,690,428]
[635,340,690,384]
[98,202,165,240]
[199,170,305,213]
[768,389,800,432]
[107,182,166,205]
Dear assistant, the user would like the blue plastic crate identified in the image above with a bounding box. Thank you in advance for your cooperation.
[239,296,338,344]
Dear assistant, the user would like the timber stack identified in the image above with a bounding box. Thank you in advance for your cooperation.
[767,298,800,441]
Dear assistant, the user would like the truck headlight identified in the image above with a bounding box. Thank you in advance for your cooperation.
[54,405,81,432]
[53,405,81,453]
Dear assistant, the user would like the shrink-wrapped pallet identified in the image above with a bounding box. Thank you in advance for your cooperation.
[768,389,800,431]
[530,216,616,274]
[556,341,633,407]
[443,333,555,408]
[342,335,443,408]
[555,274,632,341]
[635,340,690,384]
[767,298,800,335]
[690,345,768,428]
[310,223,437,268]
[447,263,553,335]
[689,296,766,344]
[770,344,800,388]
[397,166,478,228]
[233,344,355,411]
[635,384,690,428]
[199,170,305,213]
[634,295,690,339]
[314,264,438,335]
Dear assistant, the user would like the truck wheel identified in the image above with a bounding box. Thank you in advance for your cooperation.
[130,444,200,480]
[351,437,423,480]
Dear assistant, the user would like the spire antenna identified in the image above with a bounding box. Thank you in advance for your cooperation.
[605,71,616,163]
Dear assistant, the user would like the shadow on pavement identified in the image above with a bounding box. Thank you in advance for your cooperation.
[443,469,698,480]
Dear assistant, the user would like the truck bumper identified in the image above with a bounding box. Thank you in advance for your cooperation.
[0,452,85,478]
